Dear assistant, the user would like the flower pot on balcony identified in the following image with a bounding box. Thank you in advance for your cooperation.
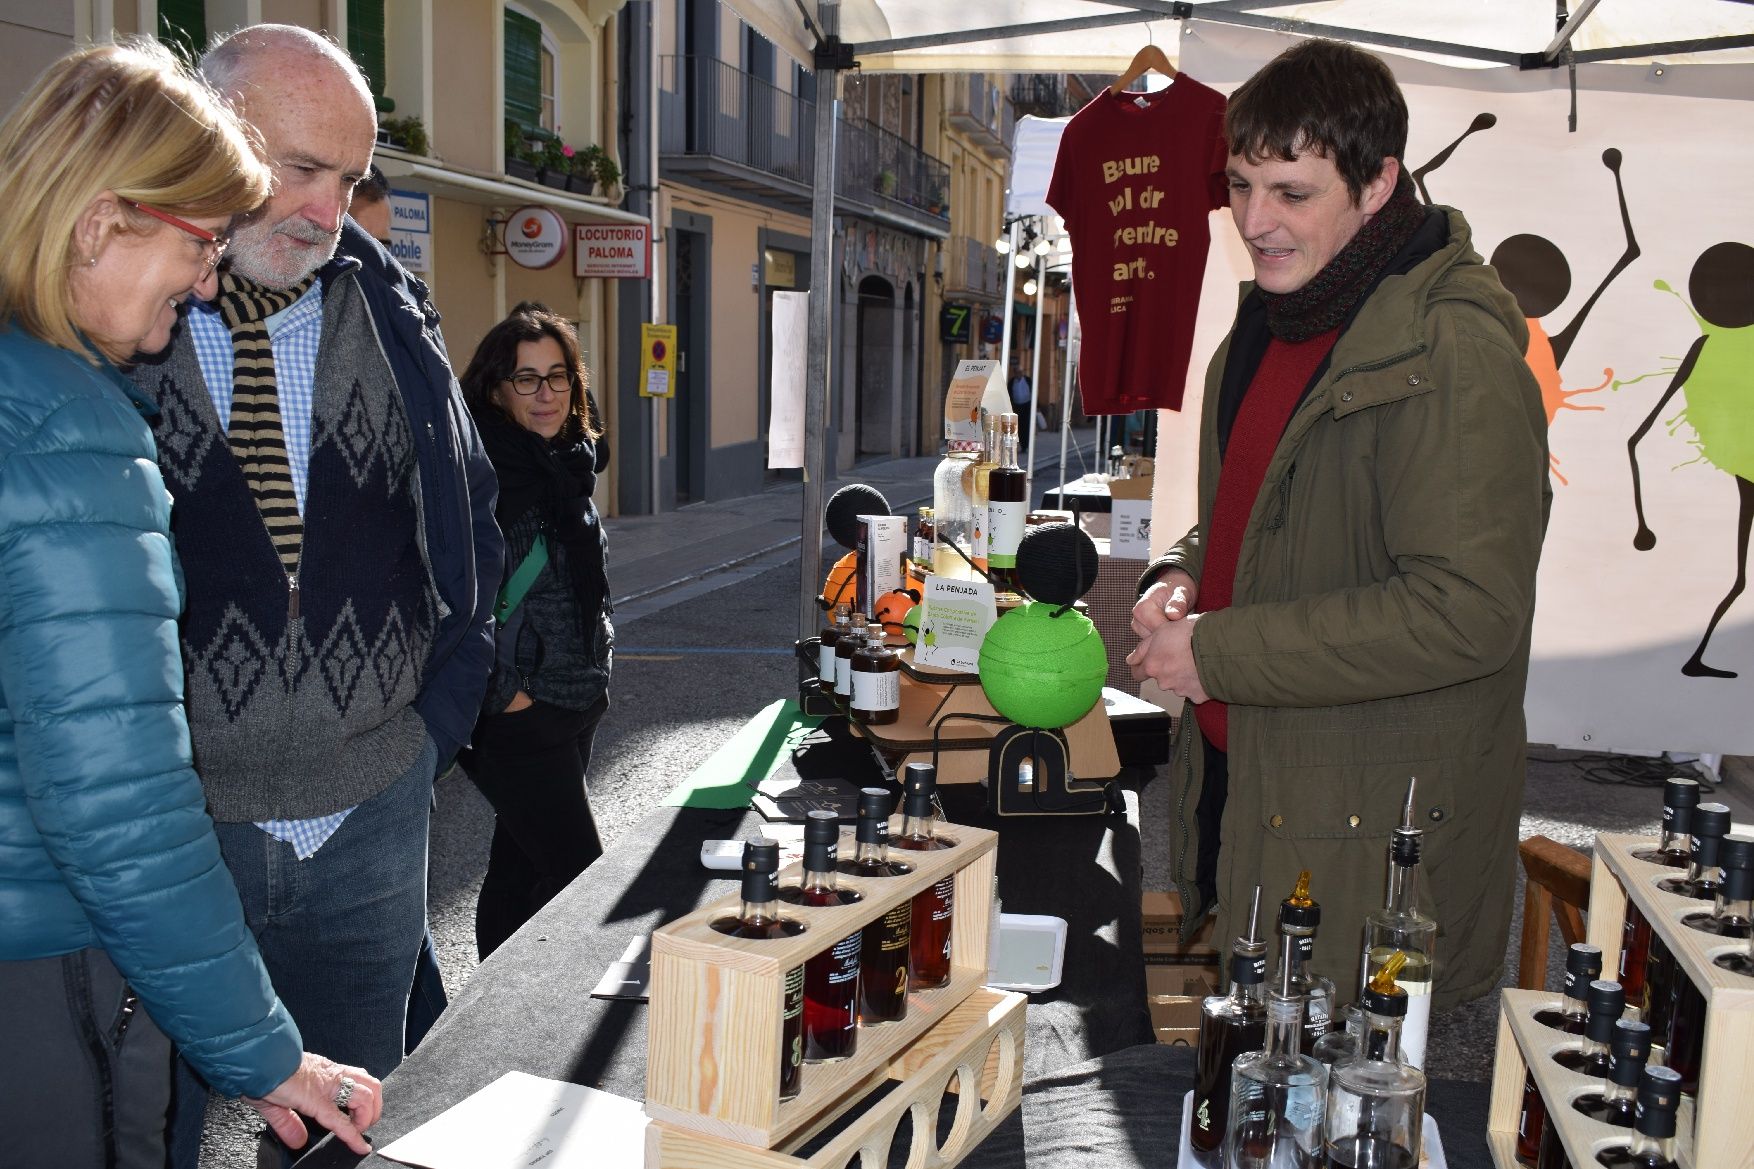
[507,158,539,183]
[565,173,594,196]
[538,168,569,191]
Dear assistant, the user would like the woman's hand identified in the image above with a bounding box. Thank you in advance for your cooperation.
[504,690,534,713]
[243,1052,383,1155]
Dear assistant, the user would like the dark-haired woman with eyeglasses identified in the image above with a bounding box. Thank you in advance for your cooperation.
[458,301,612,959]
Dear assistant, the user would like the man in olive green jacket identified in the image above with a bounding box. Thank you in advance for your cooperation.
[1128,40,1550,1011]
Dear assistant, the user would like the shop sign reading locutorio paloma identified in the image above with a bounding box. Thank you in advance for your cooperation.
[502,206,567,270]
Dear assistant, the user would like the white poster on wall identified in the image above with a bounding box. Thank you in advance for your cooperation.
[1172,24,1754,754]
[768,291,808,469]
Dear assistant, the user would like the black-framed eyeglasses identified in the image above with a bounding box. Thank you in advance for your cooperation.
[121,198,229,277]
[503,371,575,396]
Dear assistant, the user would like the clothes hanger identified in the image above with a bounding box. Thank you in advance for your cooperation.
[1110,37,1177,96]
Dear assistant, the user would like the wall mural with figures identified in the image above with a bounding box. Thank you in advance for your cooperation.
[1160,23,1754,753]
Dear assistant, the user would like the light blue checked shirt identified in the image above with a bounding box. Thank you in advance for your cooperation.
[189,286,353,859]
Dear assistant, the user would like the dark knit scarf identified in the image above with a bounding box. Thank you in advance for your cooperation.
[1258,173,1424,342]
[475,407,606,625]
[216,270,318,572]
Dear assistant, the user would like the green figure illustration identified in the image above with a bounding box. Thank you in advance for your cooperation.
[1623,241,1754,678]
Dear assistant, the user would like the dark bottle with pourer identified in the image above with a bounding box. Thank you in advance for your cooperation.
[850,787,912,1025]
[1189,886,1267,1165]
[1552,980,1625,1077]
[710,841,808,1098]
[892,761,955,991]
[1325,952,1427,1169]
[1593,1066,1683,1169]
[1276,870,1338,1056]
[787,811,863,1062]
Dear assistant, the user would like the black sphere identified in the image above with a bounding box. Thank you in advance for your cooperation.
[1015,522,1099,606]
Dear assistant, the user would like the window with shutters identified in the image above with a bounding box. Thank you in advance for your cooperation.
[349,0,392,112]
[157,0,206,61]
[505,7,558,134]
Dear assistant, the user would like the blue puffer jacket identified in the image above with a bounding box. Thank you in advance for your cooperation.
[0,325,301,1097]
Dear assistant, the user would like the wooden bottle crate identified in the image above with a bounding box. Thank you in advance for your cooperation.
[1484,833,1754,1168]
[644,816,1014,1166]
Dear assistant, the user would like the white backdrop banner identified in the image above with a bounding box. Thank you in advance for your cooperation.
[1170,23,1754,754]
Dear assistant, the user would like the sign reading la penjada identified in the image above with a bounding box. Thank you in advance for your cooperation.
[502,206,567,270]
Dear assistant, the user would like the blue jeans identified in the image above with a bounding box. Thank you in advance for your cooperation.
[168,735,436,1165]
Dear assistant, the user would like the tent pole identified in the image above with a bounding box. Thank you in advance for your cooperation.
[1058,276,1075,504]
[997,221,1021,400]
[798,19,840,640]
[1025,241,1047,494]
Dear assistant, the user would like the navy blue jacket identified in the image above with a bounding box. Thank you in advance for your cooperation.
[329,222,503,767]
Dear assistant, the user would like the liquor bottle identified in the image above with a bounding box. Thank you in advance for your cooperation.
[850,622,901,725]
[1553,980,1625,1077]
[1313,1002,1364,1071]
[1630,776,1701,867]
[985,414,1027,597]
[1681,832,1754,939]
[1534,943,1605,1034]
[1655,801,1732,900]
[1517,1068,1549,1169]
[787,811,863,1063]
[818,605,849,695]
[851,787,912,1024]
[1593,1066,1682,1169]
[1325,952,1427,1169]
[1275,870,1338,1056]
[970,414,999,574]
[1664,970,1708,1096]
[892,761,955,991]
[1572,1019,1652,1127]
[910,507,935,576]
[833,614,866,704]
[1225,963,1328,1169]
[1363,779,1437,1070]
[931,449,978,580]
[1190,886,1267,1165]
[710,842,808,1098]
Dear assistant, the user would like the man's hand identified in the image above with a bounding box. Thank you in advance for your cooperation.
[244,1052,383,1155]
[1126,610,1210,704]
[1131,570,1198,639]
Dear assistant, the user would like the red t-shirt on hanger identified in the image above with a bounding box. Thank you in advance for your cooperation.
[1046,77,1229,415]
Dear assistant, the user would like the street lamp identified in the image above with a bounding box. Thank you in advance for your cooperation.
[1022,278,1038,296]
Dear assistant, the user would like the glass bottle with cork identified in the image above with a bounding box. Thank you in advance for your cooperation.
[1593,1066,1683,1169]
[710,841,808,1099]
[931,449,978,581]
[850,621,900,725]
[1225,957,1328,1167]
[1189,885,1267,1165]
[782,811,863,1063]
[817,605,850,695]
[832,613,867,706]
[910,506,935,578]
[1325,952,1427,1169]
[1276,870,1338,1056]
[848,787,912,1025]
[985,413,1027,598]
[1363,779,1437,1070]
[891,761,956,991]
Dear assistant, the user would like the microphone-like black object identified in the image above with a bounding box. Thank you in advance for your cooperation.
[824,483,890,550]
[1015,522,1099,609]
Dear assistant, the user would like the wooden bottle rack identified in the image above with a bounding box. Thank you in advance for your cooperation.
[644,817,1023,1168]
[1483,833,1754,1168]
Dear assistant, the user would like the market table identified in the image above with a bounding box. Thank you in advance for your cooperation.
[301,711,1155,1166]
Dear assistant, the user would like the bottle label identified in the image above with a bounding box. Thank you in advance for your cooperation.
[852,669,899,713]
[972,509,988,561]
[827,931,861,983]
[783,965,805,1016]
[931,875,955,922]
[880,904,910,950]
[987,500,1026,567]
[913,535,930,564]
[819,642,836,679]
[835,655,853,696]
[1401,986,1432,1070]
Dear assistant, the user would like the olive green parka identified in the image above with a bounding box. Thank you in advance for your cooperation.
[1151,207,1551,1009]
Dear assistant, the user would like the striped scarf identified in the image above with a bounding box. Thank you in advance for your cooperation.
[216,271,316,573]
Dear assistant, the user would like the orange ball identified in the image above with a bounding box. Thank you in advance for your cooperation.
[818,551,857,611]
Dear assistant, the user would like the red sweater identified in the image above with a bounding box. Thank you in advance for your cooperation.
[1194,329,1339,751]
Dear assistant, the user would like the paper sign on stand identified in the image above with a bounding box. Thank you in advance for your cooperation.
[942,360,1001,449]
[914,576,998,674]
[1109,457,1155,560]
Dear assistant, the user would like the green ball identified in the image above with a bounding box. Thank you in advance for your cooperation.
[902,603,922,645]
[978,602,1107,729]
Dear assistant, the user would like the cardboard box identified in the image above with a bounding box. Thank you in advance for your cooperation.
[1108,458,1154,559]
[1147,963,1218,1047]
[1141,890,1219,966]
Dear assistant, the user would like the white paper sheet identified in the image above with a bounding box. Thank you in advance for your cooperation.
[378,1071,647,1169]
[767,291,808,468]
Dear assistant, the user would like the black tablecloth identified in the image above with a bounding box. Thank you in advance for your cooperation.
[303,717,1153,1166]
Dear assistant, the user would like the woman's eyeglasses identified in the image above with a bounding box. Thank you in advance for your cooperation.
[122,198,229,277]
[503,371,576,396]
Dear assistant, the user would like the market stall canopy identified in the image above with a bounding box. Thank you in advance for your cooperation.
[725,0,1754,73]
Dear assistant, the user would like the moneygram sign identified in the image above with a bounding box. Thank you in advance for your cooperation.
[574,224,651,279]
[503,206,567,270]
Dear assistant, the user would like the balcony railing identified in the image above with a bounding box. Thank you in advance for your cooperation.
[945,233,1004,302]
[836,117,950,222]
[945,73,1015,156]
[658,55,812,185]
[1011,74,1078,118]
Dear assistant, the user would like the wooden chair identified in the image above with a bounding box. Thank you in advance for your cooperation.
[1516,835,1592,990]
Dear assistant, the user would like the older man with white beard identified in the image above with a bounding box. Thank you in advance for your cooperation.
[129,24,501,1163]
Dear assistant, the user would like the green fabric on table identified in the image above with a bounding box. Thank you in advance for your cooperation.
[662,699,824,808]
